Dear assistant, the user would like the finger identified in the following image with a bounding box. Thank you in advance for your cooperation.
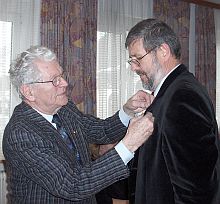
[144,112,155,123]
[134,90,151,100]
[131,100,151,109]
[134,110,145,117]
[144,111,153,117]
[144,112,154,120]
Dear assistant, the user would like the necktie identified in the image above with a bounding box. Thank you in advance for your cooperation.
[52,114,74,149]
[52,114,81,162]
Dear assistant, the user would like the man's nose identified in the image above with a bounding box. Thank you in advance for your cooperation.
[60,77,68,87]
[130,63,140,72]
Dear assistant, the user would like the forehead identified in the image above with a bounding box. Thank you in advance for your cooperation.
[34,59,61,76]
[128,38,145,56]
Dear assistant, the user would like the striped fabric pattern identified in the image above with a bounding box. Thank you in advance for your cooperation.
[3,101,129,204]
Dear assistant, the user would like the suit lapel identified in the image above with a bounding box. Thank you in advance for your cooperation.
[20,102,76,160]
[156,64,187,98]
[145,64,187,114]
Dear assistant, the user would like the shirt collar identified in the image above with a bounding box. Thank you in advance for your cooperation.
[33,108,53,123]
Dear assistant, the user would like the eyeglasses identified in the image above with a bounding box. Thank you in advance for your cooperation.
[26,72,67,87]
[127,47,156,66]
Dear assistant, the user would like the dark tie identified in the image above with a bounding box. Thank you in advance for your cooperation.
[52,114,74,149]
[52,114,81,162]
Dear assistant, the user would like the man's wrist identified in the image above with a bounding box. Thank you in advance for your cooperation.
[115,140,134,165]
[119,108,132,127]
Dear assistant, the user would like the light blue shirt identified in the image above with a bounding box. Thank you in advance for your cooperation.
[115,108,134,165]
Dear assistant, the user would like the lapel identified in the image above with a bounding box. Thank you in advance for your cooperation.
[57,106,87,164]
[145,64,188,113]
[19,102,76,161]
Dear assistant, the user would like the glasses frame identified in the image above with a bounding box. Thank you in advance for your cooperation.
[127,47,156,66]
[26,72,67,87]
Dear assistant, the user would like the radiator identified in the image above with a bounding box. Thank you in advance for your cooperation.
[0,170,7,204]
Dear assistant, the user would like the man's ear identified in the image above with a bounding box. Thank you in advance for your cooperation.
[20,84,35,101]
[158,43,170,61]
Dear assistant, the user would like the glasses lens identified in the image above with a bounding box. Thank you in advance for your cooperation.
[52,76,60,86]
[52,72,68,86]
[128,59,140,66]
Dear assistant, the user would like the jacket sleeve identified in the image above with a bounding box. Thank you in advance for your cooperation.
[62,101,128,144]
[162,88,219,203]
[3,126,130,202]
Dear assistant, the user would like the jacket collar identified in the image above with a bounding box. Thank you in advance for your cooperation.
[144,64,188,113]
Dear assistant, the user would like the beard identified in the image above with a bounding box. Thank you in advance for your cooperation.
[142,78,153,90]
[136,55,164,91]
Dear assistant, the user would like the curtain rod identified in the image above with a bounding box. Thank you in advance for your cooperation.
[182,0,220,9]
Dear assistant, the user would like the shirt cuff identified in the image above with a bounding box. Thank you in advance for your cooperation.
[115,141,134,165]
[119,108,132,127]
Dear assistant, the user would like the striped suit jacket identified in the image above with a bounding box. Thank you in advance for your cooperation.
[3,101,129,204]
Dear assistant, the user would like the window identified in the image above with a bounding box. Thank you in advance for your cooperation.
[0,0,41,160]
[96,31,142,119]
[96,0,152,119]
[97,31,142,118]
[0,21,12,159]
[215,9,220,129]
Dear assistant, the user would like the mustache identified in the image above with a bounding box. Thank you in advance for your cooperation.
[136,70,146,76]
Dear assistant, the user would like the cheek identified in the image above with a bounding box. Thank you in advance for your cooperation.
[41,89,57,103]
[55,92,68,105]
[138,66,149,76]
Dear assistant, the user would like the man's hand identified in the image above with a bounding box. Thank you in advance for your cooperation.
[122,112,154,152]
[123,90,154,117]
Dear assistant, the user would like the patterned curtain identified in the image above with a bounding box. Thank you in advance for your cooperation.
[195,5,216,109]
[41,0,97,114]
[153,0,190,67]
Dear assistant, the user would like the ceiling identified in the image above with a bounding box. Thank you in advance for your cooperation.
[207,0,220,4]
[182,0,220,8]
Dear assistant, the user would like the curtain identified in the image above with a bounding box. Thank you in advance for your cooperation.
[0,0,41,160]
[215,9,220,129]
[195,5,216,109]
[97,0,153,119]
[41,0,97,114]
[153,0,190,67]
[153,0,216,110]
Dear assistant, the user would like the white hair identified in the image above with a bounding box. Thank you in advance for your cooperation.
[9,46,57,98]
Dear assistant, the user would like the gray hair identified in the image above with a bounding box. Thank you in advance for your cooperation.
[125,18,181,59]
[9,45,57,98]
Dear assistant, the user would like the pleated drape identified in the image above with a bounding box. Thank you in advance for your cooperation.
[41,0,97,114]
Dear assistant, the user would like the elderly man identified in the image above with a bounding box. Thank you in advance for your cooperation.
[3,45,154,204]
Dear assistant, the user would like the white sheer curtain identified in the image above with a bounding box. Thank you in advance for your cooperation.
[215,9,220,128]
[97,0,153,118]
[0,0,41,160]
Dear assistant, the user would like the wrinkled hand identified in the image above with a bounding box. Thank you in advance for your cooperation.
[123,90,154,117]
[122,112,154,152]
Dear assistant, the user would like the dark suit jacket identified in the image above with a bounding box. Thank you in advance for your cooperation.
[3,101,129,204]
[132,64,220,204]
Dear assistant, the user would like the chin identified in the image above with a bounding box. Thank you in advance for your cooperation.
[59,97,68,106]
[63,98,68,105]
